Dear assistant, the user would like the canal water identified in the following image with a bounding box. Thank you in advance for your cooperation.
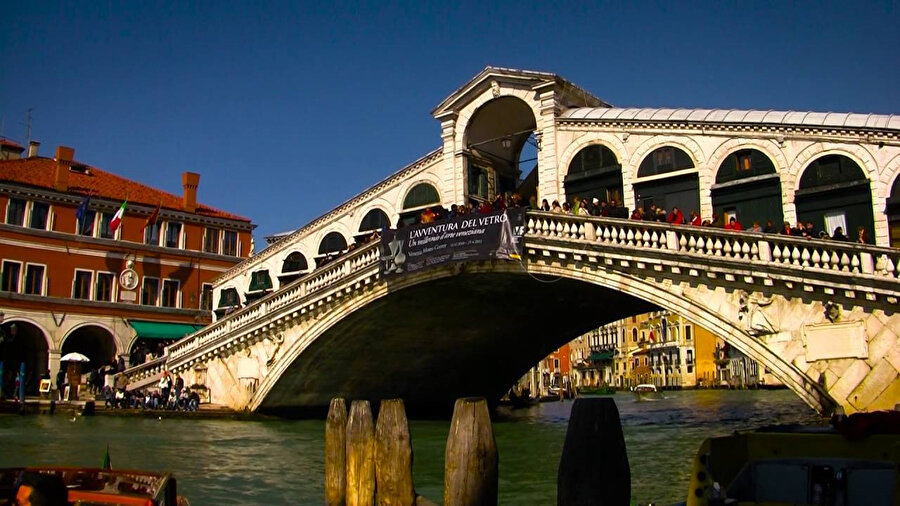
[0,389,822,505]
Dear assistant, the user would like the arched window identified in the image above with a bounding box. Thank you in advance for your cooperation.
[564,145,623,204]
[796,154,873,241]
[358,209,390,233]
[217,288,240,308]
[318,232,347,255]
[712,149,782,229]
[248,270,273,292]
[637,147,694,178]
[403,183,440,210]
[282,252,309,273]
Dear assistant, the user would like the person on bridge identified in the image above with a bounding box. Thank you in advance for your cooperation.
[832,226,848,241]
[856,226,870,244]
[667,207,685,225]
[688,211,701,226]
[725,217,743,231]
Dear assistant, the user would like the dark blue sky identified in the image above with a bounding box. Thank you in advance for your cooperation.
[2,1,898,244]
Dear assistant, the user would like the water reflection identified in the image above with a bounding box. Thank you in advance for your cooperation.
[0,390,821,505]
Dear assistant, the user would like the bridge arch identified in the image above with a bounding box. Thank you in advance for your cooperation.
[397,180,442,225]
[355,207,391,237]
[631,143,701,219]
[880,154,900,247]
[248,259,835,415]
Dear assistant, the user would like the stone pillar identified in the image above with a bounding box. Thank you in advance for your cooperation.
[534,83,560,205]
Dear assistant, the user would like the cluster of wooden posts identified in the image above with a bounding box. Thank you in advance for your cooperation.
[325,395,631,506]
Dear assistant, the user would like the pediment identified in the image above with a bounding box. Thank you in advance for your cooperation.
[431,66,610,120]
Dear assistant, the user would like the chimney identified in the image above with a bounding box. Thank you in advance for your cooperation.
[182,172,200,213]
[54,145,74,192]
[27,141,40,158]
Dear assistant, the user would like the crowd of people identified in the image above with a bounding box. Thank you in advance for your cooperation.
[104,370,200,411]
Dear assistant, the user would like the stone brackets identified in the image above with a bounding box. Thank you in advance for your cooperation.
[803,320,867,361]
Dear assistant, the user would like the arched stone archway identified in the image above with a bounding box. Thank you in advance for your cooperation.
[563,144,623,209]
[463,96,539,206]
[885,173,900,247]
[0,320,49,396]
[633,146,701,220]
[712,148,783,230]
[795,154,874,240]
[61,324,117,377]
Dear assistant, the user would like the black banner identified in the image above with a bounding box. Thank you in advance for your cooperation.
[379,208,525,278]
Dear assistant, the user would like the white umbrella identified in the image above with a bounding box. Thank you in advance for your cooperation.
[60,352,90,362]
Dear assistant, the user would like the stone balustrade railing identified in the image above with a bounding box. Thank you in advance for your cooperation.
[163,244,381,364]
[526,211,900,282]
[122,355,167,385]
[127,211,900,385]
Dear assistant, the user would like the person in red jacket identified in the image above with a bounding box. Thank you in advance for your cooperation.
[688,211,701,226]
[725,217,743,231]
[666,206,685,225]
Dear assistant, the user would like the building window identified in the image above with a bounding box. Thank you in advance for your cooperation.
[73,270,92,300]
[98,212,115,239]
[164,222,182,248]
[161,279,179,308]
[200,283,213,311]
[141,277,160,306]
[144,222,161,246]
[554,358,560,371]
[203,228,220,254]
[222,230,238,256]
[24,264,45,295]
[685,325,692,341]
[79,210,96,236]
[6,198,26,226]
[29,202,50,230]
[1,261,21,292]
[95,272,115,302]
[632,328,638,342]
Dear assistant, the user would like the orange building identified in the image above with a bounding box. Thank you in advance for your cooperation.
[0,141,253,395]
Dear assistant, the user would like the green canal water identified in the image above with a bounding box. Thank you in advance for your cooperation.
[0,389,822,505]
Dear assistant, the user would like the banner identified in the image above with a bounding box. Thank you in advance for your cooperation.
[380,208,525,278]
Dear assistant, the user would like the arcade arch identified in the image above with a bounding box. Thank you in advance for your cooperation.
[357,208,390,242]
[463,96,538,206]
[711,148,783,230]
[0,320,49,396]
[564,144,623,207]
[279,251,310,286]
[887,176,900,247]
[317,232,348,266]
[633,146,700,220]
[61,324,117,371]
[795,154,874,240]
[399,183,440,226]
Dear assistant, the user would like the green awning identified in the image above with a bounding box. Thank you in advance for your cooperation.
[588,351,614,361]
[130,320,205,340]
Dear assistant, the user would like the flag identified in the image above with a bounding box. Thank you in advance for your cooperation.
[102,444,111,469]
[143,201,161,230]
[75,193,91,225]
[109,201,127,233]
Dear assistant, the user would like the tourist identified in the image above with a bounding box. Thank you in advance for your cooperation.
[763,220,777,233]
[667,207,685,225]
[779,221,793,235]
[724,217,743,231]
[158,371,171,405]
[748,221,762,233]
[832,226,847,241]
[856,226,869,244]
[805,221,817,239]
[689,211,701,226]
[541,199,550,212]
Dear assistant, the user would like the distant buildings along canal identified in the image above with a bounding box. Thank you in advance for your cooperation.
[0,141,254,395]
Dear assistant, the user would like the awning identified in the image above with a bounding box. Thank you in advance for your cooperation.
[130,320,205,340]
[588,351,614,361]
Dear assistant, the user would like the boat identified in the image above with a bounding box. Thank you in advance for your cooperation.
[631,383,663,401]
[577,385,616,396]
[0,466,189,505]
[684,410,900,505]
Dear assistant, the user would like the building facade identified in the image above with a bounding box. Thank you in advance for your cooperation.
[0,142,253,395]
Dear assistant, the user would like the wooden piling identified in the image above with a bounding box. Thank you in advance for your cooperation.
[443,397,498,506]
[326,398,348,506]
[557,397,630,506]
[375,399,415,506]
[346,400,376,506]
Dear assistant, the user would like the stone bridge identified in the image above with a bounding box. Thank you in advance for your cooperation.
[124,212,900,416]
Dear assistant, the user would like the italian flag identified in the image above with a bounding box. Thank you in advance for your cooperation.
[109,201,127,233]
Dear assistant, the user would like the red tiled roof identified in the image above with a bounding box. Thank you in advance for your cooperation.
[0,157,251,222]
[1,139,24,149]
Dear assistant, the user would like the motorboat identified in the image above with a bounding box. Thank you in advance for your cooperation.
[684,411,900,505]
[0,466,189,505]
[631,383,663,401]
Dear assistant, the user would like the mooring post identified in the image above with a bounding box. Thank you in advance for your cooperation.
[326,398,348,506]
[443,397,498,506]
[346,400,376,506]
[557,397,630,506]
[375,399,416,506]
